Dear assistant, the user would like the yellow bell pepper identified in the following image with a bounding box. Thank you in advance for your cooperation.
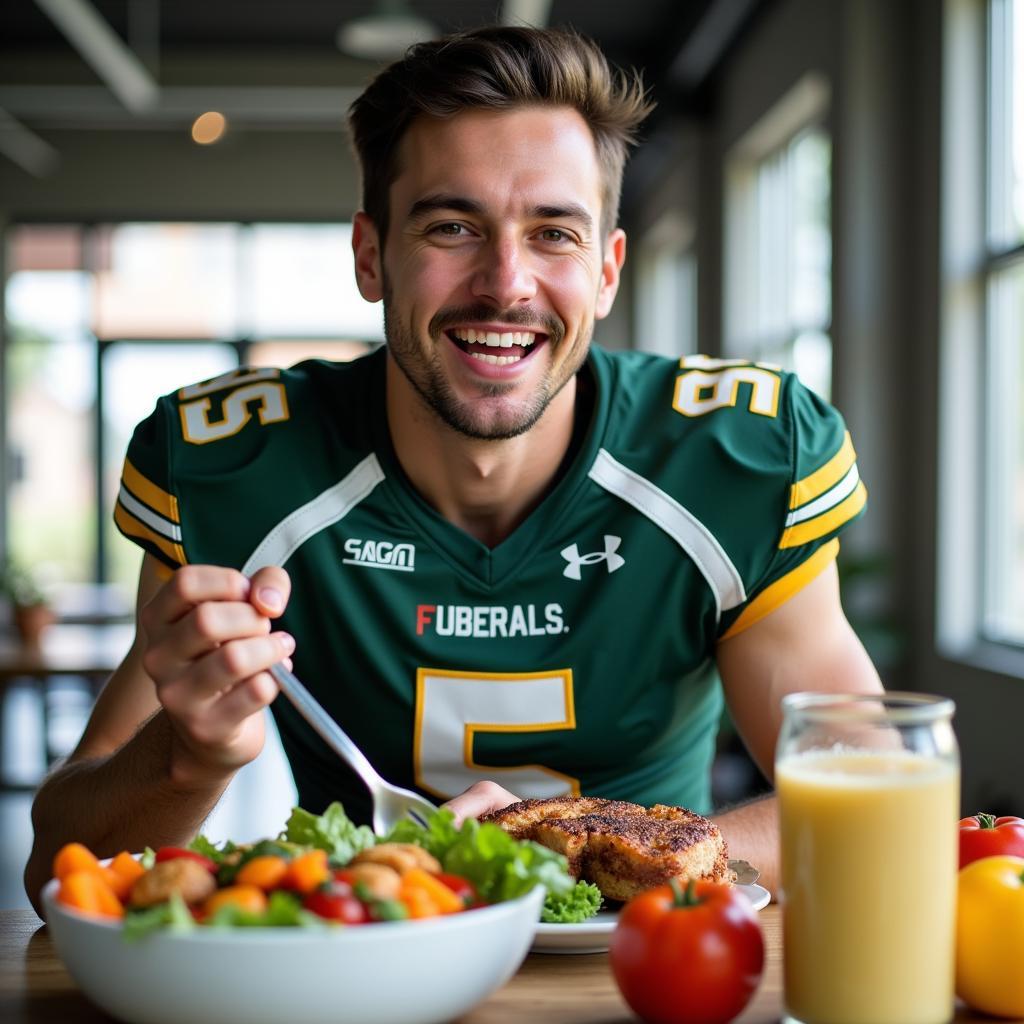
[957,854,1024,1017]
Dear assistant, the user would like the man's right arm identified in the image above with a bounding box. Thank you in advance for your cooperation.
[23,555,294,915]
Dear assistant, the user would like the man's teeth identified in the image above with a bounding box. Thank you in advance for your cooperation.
[469,351,521,365]
[452,328,537,349]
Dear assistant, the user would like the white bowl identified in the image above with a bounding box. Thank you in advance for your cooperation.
[42,877,544,1024]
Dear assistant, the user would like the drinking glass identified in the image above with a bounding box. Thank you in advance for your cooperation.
[776,691,959,1024]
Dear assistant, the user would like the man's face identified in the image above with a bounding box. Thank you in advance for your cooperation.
[353,105,625,440]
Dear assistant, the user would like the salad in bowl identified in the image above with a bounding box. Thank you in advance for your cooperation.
[41,803,574,1024]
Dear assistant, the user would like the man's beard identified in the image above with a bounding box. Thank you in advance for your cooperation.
[382,284,591,441]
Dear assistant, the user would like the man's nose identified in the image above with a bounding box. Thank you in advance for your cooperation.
[469,236,537,307]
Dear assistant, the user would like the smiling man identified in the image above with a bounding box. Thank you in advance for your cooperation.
[25,26,882,910]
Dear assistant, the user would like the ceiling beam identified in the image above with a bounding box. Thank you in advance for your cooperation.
[500,0,553,28]
[0,108,60,176]
[0,86,361,129]
[666,0,762,90]
[33,0,159,112]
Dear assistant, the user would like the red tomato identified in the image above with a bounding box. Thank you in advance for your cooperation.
[434,872,479,907]
[304,886,370,924]
[153,847,217,872]
[610,879,764,1024]
[959,814,1024,869]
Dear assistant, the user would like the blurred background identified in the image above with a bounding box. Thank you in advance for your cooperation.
[0,0,1021,909]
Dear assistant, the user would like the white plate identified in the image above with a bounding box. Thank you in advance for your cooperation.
[531,883,771,955]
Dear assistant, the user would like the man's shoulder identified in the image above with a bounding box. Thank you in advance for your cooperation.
[591,348,803,459]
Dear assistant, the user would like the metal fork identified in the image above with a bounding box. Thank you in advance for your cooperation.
[269,663,438,835]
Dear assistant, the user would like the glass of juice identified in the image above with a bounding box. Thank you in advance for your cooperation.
[776,691,959,1024]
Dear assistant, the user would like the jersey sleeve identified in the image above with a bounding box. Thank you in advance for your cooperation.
[718,378,867,639]
[112,398,188,573]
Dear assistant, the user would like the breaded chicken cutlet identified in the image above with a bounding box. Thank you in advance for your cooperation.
[481,795,730,902]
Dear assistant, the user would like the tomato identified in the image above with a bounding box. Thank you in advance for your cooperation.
[958,813,1024,869]
[153,847,217,872]
[304,885,370,924]
[956,855,1024,1016]
[609,879,764,1024]
[433,872,479,907]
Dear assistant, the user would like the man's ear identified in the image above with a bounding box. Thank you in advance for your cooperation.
[352,211,384,303]
[595,228,626,320]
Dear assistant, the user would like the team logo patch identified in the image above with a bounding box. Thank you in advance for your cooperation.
[343,537,415,572]
[560,535,625,580]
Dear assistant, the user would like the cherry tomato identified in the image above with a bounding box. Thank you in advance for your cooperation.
[153,847,217,872]
[303,886,370,924]
[610,879,764,1024]
[958,814,1024,869]
[434,872,479,907]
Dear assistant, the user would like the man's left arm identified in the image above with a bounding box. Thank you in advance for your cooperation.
[712,557,883,896]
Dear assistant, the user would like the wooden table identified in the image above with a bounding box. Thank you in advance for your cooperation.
[0,906,994,1022]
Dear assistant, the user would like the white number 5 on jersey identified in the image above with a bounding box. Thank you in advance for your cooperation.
[413,667,580,800]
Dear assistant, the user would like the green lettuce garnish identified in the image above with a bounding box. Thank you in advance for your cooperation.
[386,808,574,904]
[540,880,602,923]
[122,891,195,941]
[283,802,375,864]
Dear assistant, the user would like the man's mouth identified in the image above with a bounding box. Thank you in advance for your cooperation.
[446,328,543,366]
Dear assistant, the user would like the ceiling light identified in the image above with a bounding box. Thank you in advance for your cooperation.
[192,111,227,145]
[335,0,439,61]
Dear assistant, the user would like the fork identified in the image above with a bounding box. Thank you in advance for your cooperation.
[268,663,438,835]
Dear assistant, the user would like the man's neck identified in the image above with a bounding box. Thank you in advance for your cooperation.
[385,359,585,548]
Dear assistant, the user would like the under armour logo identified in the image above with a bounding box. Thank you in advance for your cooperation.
[560,535,625,581]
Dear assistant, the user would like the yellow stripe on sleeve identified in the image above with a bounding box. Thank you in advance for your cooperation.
[122,458,180,523]
[720,539,840,640]
[114,503,186,567]
[780,481,867,549]
[789,432,856,510]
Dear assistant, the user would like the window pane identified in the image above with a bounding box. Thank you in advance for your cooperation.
[5,270,95,585]
[793,130,832,329]
[102,343,238,593]
[990,0,1024,248]
[93,223,239,339]
[983,261,1024,642]
[245,224,384,341]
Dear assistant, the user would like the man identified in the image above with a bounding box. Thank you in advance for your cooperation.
[25,26,881,909]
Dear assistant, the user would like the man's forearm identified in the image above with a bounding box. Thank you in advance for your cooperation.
[712,793,779,898]
[24,711,230,915]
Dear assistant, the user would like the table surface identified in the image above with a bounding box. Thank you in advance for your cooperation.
[0,906,993,1023]
[0,623,133,681]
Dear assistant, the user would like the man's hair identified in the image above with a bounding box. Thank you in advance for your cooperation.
[347,25,654,242]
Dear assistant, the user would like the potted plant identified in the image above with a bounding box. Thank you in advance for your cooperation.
[0,558,55,647]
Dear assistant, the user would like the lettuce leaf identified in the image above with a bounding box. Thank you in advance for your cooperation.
[540,880,602,923]
[122,891,195,941]
[283,802,375,864]
[386,809,574,904]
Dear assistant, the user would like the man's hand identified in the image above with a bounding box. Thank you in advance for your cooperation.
[139,564,294,788]
[443,781,521,824]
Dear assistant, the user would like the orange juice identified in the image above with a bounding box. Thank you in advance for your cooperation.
[777,750,959,1024]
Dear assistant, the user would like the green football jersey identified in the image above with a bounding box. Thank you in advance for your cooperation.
[115,347,866,824]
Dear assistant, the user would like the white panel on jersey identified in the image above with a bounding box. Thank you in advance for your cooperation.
[588,448,746,618]
[417,670,575,800]
[242,453,385,574]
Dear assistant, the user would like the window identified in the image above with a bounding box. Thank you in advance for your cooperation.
[3,222,383,610]
[724,74,833,398]
[634,213,698,358]
[983,0,1024,644]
